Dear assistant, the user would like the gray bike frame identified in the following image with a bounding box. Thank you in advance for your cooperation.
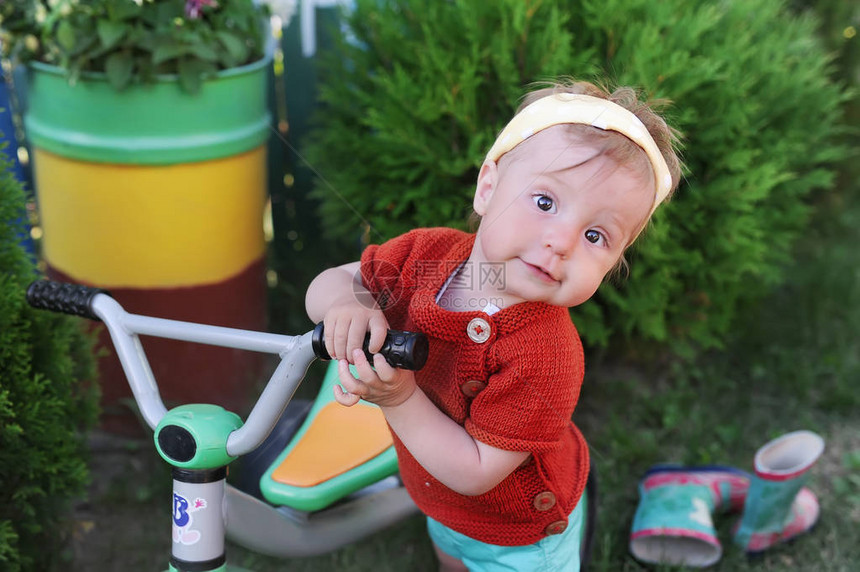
[90,294,418,559]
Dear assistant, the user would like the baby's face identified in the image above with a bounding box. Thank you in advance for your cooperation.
[472,126,654,308]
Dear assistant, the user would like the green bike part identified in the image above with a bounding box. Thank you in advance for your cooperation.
[155,404,242,470]
[24,57,271,165]
[260,361,399,512]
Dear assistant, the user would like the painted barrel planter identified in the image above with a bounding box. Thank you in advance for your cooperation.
[26,58,271,434]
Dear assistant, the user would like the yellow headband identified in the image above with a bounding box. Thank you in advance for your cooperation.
[485,93,673,211]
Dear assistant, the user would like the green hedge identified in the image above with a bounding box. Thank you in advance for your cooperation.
[0,145,99,570]
[304,0,847,352]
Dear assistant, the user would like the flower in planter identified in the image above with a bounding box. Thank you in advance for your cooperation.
[185,0,219,20]
[0,0,277,93]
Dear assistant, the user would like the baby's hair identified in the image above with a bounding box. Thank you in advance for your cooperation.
[516,78,683,199]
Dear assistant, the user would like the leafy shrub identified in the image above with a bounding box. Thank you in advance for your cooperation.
[304,0,847,352]
[0,144,98,570]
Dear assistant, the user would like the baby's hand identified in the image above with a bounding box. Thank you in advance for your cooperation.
[334,349,417,408]
[322,302,388,362]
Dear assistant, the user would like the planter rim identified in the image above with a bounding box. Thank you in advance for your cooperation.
[28,55,271,85]
[24,55,272,165]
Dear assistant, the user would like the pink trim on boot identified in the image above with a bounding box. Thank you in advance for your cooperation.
[743,488,820,553]
[642,471,750,512]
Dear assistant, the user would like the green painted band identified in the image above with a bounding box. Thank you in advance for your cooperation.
[24,57,272,165]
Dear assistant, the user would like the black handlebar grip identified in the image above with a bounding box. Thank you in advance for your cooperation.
[26,280,110,321]
[311,323,429,371]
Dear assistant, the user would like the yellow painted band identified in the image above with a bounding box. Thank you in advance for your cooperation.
[34,147,266,287]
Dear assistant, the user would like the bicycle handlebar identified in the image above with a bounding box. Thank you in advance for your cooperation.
[26,280,109,320]
[311,323,428,371]
[26,280,428,370]
[26,280,428,457]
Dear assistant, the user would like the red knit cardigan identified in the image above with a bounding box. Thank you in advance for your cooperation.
[361,227,590,546]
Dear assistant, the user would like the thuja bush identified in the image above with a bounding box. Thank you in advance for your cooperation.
[0,146,98,570]
[305,0,847,351]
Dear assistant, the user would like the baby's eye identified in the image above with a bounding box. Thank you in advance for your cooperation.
[585,229,604,245]
[533,194,555,212]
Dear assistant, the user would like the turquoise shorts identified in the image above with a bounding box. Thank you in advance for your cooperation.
[426,496,584,571]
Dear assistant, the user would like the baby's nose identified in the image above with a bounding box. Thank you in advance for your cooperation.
[544,228,576,258]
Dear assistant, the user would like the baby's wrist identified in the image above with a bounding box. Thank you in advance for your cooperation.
[351,290,381,311]
[328,285,379,312]
[379,381,418,409]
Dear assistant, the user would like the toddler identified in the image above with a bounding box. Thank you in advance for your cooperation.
[305,79,682,571]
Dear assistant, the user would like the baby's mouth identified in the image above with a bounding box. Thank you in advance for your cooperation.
[521,259,559,283]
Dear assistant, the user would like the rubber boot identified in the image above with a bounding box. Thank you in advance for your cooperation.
[630,466,750,568]
[733,430,825,554]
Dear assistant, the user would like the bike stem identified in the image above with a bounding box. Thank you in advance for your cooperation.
[90,294,318,572]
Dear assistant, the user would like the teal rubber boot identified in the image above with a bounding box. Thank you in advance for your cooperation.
[733,430,825,553]
[630,466,750,568]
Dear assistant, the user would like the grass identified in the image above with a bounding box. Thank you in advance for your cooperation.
[67,181,860,571]
[577,194,860,571]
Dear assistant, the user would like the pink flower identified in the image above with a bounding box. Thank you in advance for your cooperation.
[185,0,219,19]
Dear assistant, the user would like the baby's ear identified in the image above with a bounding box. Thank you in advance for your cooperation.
[473,160,498,216]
